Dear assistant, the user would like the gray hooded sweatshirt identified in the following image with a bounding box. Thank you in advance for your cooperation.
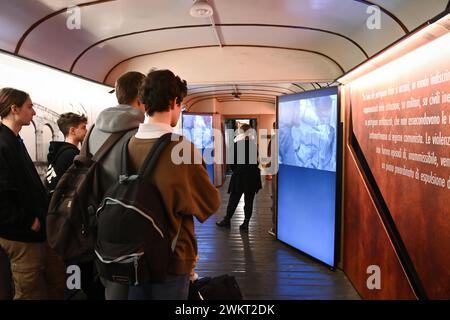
[87,104,144,195]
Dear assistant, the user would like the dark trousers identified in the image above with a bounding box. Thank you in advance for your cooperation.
[79,261,105,300]
[226,190,256,221]
[0,245,13,300]
[66,260,105,300]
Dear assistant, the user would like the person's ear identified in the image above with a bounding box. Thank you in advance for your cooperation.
[137,99,145,112]
[170,97,178,110]
[10,104,18,114]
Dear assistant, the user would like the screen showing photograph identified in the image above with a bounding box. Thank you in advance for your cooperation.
[182,114,214,150]
[277,87,339,267]
[182,113,214,182]
[279,92,337,172]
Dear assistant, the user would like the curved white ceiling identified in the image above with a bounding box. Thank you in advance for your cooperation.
[0,0,447,106]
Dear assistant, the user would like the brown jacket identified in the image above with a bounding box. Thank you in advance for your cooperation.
[127,134,220,275]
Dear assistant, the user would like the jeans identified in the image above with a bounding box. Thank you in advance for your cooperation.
[101,277,129,300]
[128,274,190,300]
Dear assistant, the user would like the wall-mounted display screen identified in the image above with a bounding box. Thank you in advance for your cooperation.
[277,87,339,267]
[182,113,214,182]
[279,93,338,171]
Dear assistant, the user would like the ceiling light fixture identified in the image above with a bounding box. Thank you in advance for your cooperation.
[190,0,213,18]
[232,84,241,100]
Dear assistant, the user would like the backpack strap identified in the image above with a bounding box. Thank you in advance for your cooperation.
[120,138,130,177]
[117,133,175,183]
[118,137,139,183]
[79,125,94,157]
[171,220,182,252]
[93,132,129,162]
[139,132,176,178]
[138,132,182,252]
[79,124,129,162]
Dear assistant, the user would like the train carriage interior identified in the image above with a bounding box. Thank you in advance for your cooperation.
[0,0,449,304]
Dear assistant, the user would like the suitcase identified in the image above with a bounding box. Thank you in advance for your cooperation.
[189,274,243,300]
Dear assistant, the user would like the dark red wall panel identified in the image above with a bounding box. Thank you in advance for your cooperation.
[343,147,416,299]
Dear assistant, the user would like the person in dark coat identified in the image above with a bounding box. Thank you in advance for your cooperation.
[45,112,92,300]
[45,113,87,193]
[0,87,49,299]
[216,124,262,231]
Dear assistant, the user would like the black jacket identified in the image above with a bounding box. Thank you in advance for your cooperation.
[0,123,49,242]
[228,138,262,194]
[45,141,79,192]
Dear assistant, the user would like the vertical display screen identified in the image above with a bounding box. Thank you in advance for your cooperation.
[182,113,214,183]
[277,87,339,267]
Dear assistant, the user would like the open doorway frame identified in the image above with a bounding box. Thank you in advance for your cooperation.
[224,118,258,174]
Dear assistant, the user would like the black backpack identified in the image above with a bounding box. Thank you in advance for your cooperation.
[47,127,128,262]
[95,133,179,286]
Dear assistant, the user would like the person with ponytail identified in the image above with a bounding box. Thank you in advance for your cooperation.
[0,87,49,299]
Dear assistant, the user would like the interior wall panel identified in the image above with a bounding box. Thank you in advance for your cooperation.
[343,89,416,299]
[343,147,417,299]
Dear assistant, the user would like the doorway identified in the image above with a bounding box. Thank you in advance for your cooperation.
[224,118,257,174]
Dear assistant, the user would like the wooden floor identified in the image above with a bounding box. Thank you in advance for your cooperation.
[194,176,360,300]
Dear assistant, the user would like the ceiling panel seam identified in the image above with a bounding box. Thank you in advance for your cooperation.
[14,0,117,54]
[189,84,298,94]
[186,93,281,105]
[353,0,409,33]
[70,23,370,72]
[187,88,293,97]
[102,44,346,84]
